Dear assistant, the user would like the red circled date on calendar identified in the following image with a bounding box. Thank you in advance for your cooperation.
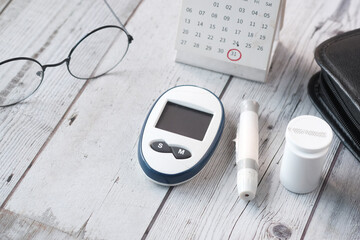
[227,49,242,61]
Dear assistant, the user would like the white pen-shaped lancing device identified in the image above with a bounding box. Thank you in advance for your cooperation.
[236,100,259,201]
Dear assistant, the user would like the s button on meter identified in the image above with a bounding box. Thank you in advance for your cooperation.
[150,141,171,153]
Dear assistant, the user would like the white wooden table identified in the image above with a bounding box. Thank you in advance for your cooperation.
[0,0,359,239]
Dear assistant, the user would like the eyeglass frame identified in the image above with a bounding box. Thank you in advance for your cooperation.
[0,0,133,107]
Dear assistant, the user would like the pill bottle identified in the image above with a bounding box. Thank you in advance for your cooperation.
[280,115,333,194]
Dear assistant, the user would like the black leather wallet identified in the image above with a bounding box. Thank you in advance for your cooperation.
[308,29,360,162]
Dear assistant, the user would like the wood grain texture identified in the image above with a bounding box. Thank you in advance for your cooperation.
[0,209,76,240]
[144,0,360,239]
[0,0,141,206]
[303,148,360,240]
[2,0,229,239]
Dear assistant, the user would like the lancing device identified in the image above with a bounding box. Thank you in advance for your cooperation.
[236,100,259,200]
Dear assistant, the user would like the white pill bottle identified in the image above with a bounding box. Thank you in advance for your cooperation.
[280,115,333,194]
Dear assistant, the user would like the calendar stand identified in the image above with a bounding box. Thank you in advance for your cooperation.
[175,0,286,82]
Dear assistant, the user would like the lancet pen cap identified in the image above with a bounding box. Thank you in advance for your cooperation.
[237,168,258,200]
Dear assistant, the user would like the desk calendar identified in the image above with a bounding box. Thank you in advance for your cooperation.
[175,0,285,82]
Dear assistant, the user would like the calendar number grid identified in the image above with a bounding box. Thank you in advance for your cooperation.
[176,0,281,70]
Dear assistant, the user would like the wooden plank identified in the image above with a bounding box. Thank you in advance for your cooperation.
[302,147,360,240]
[0,0,141,206]
[2,0,229,239]
[144,0,360,239]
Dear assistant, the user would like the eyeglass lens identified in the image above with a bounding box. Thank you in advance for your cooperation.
[68,26,129,79]
[0,59,43,107]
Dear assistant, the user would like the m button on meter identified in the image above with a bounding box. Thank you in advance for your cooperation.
[150,141,171,153]
[171,147,191,159]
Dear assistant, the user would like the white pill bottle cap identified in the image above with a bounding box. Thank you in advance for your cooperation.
[280,115,333,194]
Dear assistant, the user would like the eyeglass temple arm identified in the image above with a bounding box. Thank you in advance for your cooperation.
[104,0,133,43]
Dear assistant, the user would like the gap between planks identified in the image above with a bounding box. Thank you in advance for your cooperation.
[0,0,12,15]
[0,0,145,211]
[300,143,344,240]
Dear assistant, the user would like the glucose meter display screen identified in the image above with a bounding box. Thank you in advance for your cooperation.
[156,102,213,141]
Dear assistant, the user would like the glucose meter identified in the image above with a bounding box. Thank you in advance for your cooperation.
[138,85,225,186]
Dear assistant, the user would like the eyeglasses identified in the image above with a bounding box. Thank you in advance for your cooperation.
[0,1,133,107]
